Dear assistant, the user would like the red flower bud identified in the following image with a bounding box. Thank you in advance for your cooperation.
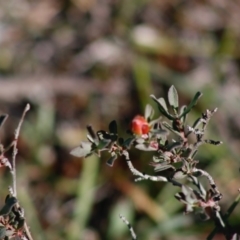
[131,115,150,135]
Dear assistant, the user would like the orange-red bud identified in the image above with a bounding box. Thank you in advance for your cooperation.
[131,115,150,135]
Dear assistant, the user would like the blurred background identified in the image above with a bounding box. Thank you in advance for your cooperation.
[0,0,240,239]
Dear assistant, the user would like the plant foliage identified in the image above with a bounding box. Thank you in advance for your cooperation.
[71,85,239,240]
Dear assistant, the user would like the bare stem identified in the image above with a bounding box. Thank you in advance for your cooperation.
[122,150,168,182]
[193,168,222,201]
[119,214,137,240]
[207,191,240,240]
[11,103,30,197]
[10,104,34,240]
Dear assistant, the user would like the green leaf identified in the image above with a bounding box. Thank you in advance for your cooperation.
[106,153,117,167]
[185,204,194,213]
[5,229,15,238]
[0,227,6,239]
[97,139,111,149]
[179,105,187,123]
[188,176,206,197]
[162,122,183,138]
[158,98,168,112]
[86,125,97,142]
[179,92,202,118]
[150,95,175,120]
[70,141,92,158]
[168,85,179,109]
[192,117,202,129]
[154,163,175,172]
[0,197,17,216]
[150,128,168,136]
[152,156,162,162]
[122,137,135,149]
[87,134,94,143]
[135,143,157,151]
[118,137,124,145]
[166,141,182,151]
[181,186,196,204]
[173,170,187,179]
[144,104,154,121]
[109,120,117,134]
[16,218,25,230]
[97,130,118,142]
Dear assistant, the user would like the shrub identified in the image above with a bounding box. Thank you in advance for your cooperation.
[71,85,240,240]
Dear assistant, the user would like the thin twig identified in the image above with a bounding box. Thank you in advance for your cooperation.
[122,150,168,182]
[10,104,34,240]
[23,222,34,240]
[207,191,240,240]
[119,214,137,240]
[193,168,222,201]
[11,103,30,197]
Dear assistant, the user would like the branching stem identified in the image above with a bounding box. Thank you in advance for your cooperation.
[122,150,168,182]
[10,104,34,240]
[11,103,30,197]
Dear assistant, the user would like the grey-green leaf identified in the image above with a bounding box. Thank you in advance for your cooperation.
[173,170,187,179]
[162,122,183,138]
[154,163,175,172]
[106,154,117,167]
[16,218,25,230]
[150,95,175,120]
[122,137,135,149]
[135,143,157,151]
[109,120,117,134]
[70,141,92,158]
[179,92,202,118]
[97,139,111,149]
[0,227,6,239]
[168,85,179,109]
[179,105,187,123]
[158,98,168,112]
[144,104,154,121]
[0,197,17,216]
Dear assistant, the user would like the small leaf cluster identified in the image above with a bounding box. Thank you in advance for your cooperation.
[71,86,219,174]
[70,120,135,166]
[0,195,25,240]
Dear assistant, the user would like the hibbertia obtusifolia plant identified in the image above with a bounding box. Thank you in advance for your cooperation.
[70,85,240,240]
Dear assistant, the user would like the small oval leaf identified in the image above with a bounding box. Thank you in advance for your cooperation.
[106,154,117,167]
[162,122,183,138]
[150,95,175,120]
[86,125,97,141]
[70,141,92,158]
[174,170,187,179]
[179,92,202,118]
[154,163,175,172]
[168,85,179,109]
[109,120,118,134]
[0,227,6,239]
[97,139,111,149]
[158,98,168,112]
[16,218,25,230]
[144,104,154,121]
[0,197,17,216]
[122,137,135,149]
